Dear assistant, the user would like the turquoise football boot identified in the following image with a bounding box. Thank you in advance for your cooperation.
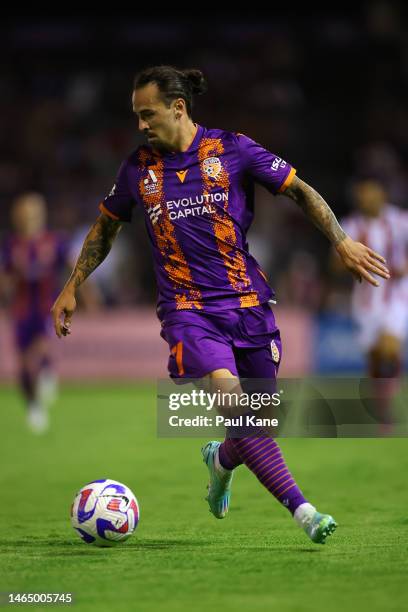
[201,441,234,519]
[303,511,338,544]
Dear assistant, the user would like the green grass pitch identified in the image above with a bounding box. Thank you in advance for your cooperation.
[1,383,408,612]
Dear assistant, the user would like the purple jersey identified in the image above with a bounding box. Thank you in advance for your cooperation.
[100,125,296,316]
[0,231,69,320]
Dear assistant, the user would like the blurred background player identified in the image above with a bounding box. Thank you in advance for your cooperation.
[0,193,70,432]
[336,178,408,431]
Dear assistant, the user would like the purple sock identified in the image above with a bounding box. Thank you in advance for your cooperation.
[218,438,243,470]
[225,436,308,514]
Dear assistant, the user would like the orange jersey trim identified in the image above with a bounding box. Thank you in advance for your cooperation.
[99,202,120,220]
[277,167,296,193]
[171,341,184,376]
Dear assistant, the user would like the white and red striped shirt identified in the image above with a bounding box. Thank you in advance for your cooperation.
[341,204,408,314]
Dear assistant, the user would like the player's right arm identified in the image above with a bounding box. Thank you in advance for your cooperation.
[51,213,122,338]
[52,157,136,338]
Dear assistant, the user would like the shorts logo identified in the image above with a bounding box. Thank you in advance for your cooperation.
[271,339,280,363]
[203,157,222,180]
[143,169,160,195]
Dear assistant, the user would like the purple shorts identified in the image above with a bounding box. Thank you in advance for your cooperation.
[14,316,51,351]
[160,303,282,380]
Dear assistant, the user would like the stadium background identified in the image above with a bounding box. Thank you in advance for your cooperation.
[1,6,408,380]
[1,9,408,612]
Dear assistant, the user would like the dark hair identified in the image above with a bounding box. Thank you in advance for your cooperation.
[133,65,207,117]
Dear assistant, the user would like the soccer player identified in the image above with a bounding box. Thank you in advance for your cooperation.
[51,66,390,543]
[339,177,408,431]
[0,193,68,432]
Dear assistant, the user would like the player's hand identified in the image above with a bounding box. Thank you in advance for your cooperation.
[51,286,77,338]
[335,236,390,287]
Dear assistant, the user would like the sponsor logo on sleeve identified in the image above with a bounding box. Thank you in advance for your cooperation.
[271,157,287,172]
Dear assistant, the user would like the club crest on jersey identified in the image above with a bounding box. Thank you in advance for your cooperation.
[143,169,160,195]
[203,157,222,180]
[271,339,280,363]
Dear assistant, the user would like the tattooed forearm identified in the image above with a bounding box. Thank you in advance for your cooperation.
[66,214,122,289]
[284,176,346,246]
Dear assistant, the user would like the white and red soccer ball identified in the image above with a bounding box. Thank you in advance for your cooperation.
[71,479,140,546]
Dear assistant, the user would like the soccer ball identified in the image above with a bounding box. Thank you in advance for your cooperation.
[70,479,140,547]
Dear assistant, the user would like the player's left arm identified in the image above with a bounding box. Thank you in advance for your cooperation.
[284,175,390,286]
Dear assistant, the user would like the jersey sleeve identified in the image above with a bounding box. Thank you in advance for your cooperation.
[236,133,296,195]
[99,160,136,223]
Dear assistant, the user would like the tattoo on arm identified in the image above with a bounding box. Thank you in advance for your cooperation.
[67,214,122,289]
[284,176,346,246]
